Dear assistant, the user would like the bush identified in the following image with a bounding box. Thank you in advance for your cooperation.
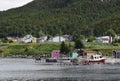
[112,43,119,46]
[87,36,96,42]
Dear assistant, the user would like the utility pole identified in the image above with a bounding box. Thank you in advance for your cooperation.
[59,29,62,42]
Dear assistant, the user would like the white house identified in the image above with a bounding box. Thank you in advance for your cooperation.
[37,36,48,43]
[22,39,32,43]
[95,36,112,43]
[48,36,66,42]
[7,37,19,42]
[21,35,32,43]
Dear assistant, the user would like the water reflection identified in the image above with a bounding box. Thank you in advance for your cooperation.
[0,58,120,81]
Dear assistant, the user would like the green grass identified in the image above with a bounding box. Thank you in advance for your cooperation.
[0,42,61,56]
[84,42,120,57]
[0,42,120,57]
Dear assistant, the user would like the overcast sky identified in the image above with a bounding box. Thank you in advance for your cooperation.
[0,0,33,11]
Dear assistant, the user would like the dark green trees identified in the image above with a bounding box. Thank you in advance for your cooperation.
[0,0,120,38]
[60,41,69,54]
[105,29,116,37]
[74,39,84,50]
[60,41,66,54]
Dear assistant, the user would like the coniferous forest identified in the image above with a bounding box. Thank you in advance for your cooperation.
[0,0,120,38]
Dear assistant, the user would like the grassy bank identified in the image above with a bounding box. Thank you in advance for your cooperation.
[85,42,120,57]
[0,42,61,57]
[0,42,120,57]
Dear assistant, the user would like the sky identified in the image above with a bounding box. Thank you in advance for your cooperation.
[0,0,33,11]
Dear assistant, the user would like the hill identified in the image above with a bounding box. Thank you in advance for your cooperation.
[0,0,120,37]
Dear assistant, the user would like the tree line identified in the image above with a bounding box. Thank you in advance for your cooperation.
[0,0,120,38]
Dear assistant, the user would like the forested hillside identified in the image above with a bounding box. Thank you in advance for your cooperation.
[0,0,120,38]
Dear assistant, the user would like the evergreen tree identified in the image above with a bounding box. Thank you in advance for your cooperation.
[74,39,84,50]
[60,41,70,55]
[60,41,66,54]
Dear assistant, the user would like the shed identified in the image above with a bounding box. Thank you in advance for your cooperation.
[69,51,78,58]
[113,51,120,58]
[51,50,60,59]
[83,51,96,58]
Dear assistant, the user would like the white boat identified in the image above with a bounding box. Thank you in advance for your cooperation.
[88,54,106,64]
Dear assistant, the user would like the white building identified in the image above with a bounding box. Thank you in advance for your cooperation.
[48,36,66,42]
[22,35,33,43]
[37,36,48,43]
[95,36,112,43]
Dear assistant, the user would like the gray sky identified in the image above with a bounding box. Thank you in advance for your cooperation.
[0,0,33,11]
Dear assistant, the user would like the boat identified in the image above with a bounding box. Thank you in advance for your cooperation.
[45,57,72,65]
[46,58,57,62]
[87,54,106,64]
[36,56,76,65]
[57,57,71,63]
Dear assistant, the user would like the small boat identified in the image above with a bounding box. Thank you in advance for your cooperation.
[36,58,58,65]
[39,57,74,65]
[57,57,73,65]
[88,54,106,64]
[46,58,57,63]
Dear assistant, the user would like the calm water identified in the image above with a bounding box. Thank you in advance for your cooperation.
[0,58,120,81]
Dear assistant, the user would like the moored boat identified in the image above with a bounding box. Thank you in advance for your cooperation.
[88,54,106,64]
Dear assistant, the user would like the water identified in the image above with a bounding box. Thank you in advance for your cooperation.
[0,58,120,81]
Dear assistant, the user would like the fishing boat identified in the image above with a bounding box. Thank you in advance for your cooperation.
[87,54,106,64]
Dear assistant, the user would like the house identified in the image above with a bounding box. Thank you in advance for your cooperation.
[69,51,78,58]
[69,50,97,59]
[95,36,112,43]
[32,37,37,43]
[22,34,37,43]
[48,36,66,42]
[22,35,32,43]
[62,35,74,42]
[83,51,96,58]
[68,35,74,42]
[37,36,48,43]
[113,51,120,58]
[7,37,19,42]
[51,50,60,59]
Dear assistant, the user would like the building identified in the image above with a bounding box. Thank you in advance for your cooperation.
[48,36,66,42]
[21,34,37,43]
[37,36,48,43]
[69,51,78,58]
[83,51,96,58]
[51,50,60,59]
[113,51,120,58]
[7,37,19,42]
[95,36,112,43]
